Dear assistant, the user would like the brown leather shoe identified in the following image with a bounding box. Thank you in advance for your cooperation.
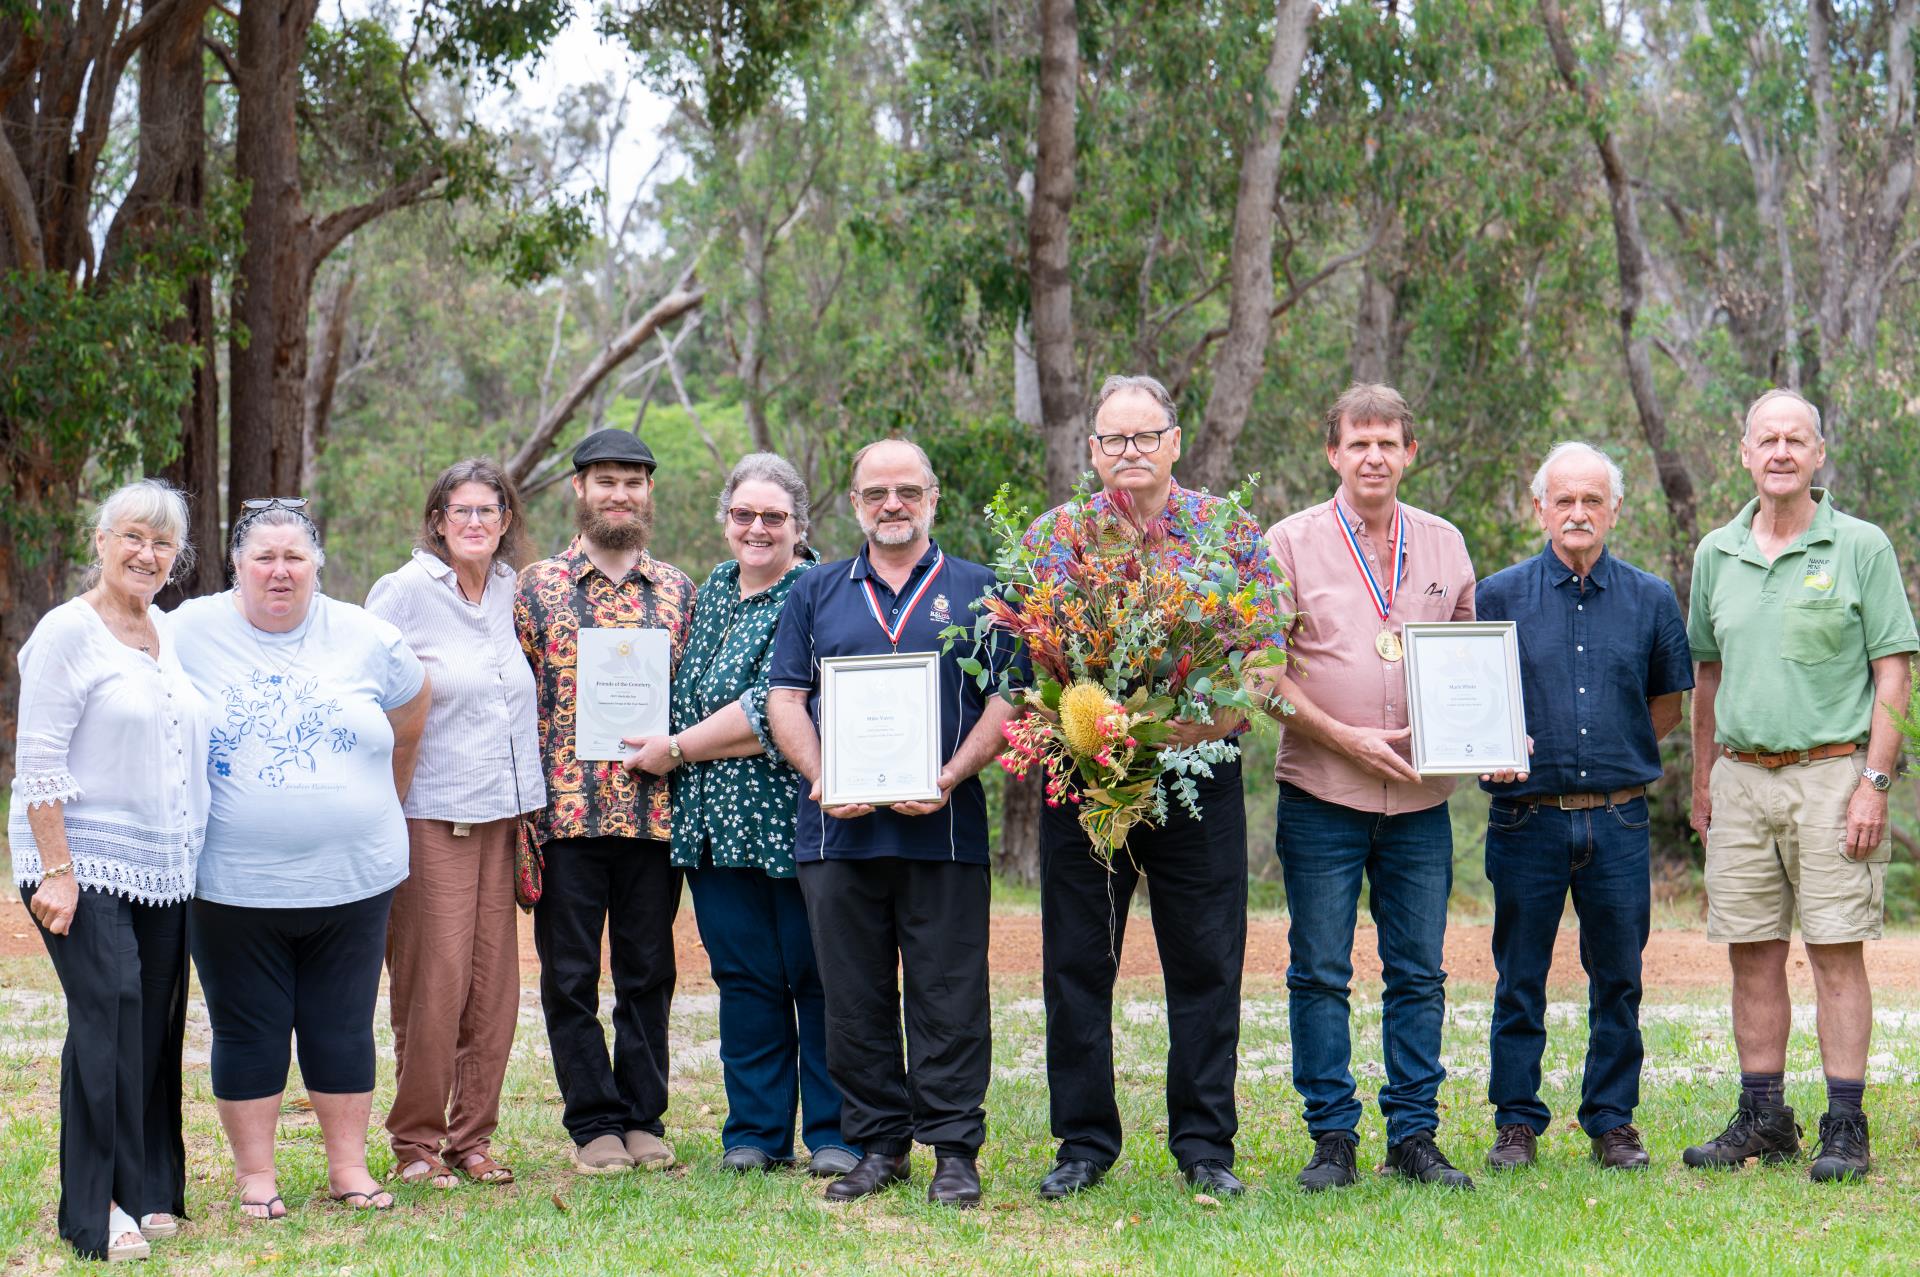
[823,1152,910,1202]
[1592,1123,1650,1170]
[928,1157,981,1207]
[1486,1124,1536,1170]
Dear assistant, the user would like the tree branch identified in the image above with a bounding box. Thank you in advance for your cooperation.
[307,166,445,266]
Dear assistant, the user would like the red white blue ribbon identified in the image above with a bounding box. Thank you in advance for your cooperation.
[1333,499,1404,623]
[861,549,945,648]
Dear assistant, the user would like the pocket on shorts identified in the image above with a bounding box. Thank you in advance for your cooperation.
[1486,799,1534,833]
[1797,832,1890,942]
[1780,597,1850,665]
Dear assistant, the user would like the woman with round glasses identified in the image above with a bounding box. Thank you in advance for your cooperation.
[10,480,208,1261]
[623,452,859,1176]
[172,498,429,1218]
[365,458,543,1190]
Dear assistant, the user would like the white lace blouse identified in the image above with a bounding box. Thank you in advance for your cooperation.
[8,598,211,905]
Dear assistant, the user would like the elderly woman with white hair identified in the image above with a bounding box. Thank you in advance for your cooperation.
[10,478,210,1262]
[171,499,430,1218]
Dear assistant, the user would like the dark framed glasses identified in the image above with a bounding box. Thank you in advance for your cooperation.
[1093,430,1166,457]
[728,507,791,529]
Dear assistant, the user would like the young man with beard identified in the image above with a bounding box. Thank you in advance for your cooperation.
[766,439,1019,1208]
[514,429,696,1174]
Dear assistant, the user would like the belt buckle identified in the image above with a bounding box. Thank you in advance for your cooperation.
[1553,794,1578,811]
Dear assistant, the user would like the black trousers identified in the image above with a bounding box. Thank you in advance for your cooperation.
[796,857,991,1159]
[191,891,393,1099]
[1040,756,1247,1170]
[23,886,187,1261]
[533,836,682,1144]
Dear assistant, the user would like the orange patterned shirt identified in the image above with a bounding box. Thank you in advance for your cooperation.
[514,537,696,847]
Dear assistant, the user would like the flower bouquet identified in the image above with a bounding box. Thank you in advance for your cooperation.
[946,477,1291,866]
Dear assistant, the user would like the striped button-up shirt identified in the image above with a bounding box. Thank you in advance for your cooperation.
[515,538,696,848]
[366,548,545,822]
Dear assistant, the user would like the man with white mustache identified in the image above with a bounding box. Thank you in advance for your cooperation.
[1473,442,1693,1172]
[1683,388,1915,1182]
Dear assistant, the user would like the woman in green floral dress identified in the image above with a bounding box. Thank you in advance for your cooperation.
[624,453,860,1175]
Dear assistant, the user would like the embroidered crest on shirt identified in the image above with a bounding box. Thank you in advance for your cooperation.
[930,593,952,624]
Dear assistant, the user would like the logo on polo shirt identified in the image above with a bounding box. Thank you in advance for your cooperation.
[1803,557,1834,591]
[930,593,952,623]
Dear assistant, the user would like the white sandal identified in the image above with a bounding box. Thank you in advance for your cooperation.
[139,1212,178,1239]
[106,1205,150,1262]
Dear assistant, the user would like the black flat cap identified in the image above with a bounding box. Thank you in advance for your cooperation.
[572,428,658,472]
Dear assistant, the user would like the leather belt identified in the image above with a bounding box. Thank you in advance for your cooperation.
[1515,786,1645,811]
[1721,742,1857,769]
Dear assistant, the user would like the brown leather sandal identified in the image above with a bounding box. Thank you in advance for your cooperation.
[457,1154,515,1185]
[395,1157,458,1189]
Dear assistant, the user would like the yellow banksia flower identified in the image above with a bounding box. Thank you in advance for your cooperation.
[1059,681,1116,757]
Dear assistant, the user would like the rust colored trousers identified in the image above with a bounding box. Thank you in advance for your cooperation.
[384,817,521,1168]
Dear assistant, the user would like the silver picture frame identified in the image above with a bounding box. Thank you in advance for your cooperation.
[819,650,943,806]
[1401,621,1529,775]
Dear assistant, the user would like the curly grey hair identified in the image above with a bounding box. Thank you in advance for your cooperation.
[1530,441,1624,504]
[718,452,813,547]
[93,478,196,582]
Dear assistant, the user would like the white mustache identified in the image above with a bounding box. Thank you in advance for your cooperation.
[1564,520,1596,533]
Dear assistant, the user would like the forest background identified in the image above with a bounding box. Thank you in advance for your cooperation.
[6,0,1920,913]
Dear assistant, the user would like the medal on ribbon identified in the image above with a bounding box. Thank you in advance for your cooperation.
[860,549,946,650]
[1335,499,1406,663]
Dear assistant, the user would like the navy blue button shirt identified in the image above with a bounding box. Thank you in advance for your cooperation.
[768,540,1016,865]
[1476,544,1693,799]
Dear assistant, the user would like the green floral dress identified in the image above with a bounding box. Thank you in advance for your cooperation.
[668,558,812,876]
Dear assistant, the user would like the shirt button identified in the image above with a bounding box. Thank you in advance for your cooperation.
[1576,645,1584,652]
[1577,605,1584,611]
[1579,687,1586,694]
[1580,770,1587,778]
[1580,728,1588,735]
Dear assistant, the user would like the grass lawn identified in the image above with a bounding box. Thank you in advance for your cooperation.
[3,948,1919,1275]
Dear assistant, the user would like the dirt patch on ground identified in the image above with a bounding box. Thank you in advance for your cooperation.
[7,892,1913,994]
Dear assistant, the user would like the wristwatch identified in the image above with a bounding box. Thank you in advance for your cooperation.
[1862,766,1892,792]
[667,736,683,762]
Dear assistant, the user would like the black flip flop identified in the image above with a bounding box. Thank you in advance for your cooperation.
[237,1193,286,1221]
[328,1189,395,1211]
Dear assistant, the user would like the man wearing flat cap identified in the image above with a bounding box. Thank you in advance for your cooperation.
[515,428,697,1174]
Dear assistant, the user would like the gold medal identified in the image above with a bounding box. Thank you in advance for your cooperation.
[1375,629,1403,663]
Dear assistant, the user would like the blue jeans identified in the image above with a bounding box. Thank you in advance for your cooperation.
[1484,795,1650,1138]
[1275,783,1452,1146]
[686,867,858,1162]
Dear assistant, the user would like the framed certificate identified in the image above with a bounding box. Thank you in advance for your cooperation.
[1401,621,1528,775]
[819,651,942,806]
[576,627,671,761]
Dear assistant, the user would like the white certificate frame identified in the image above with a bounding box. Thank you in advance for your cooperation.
[575,627,672,761]
[1401,621,1529,776]
[819,651,943,807]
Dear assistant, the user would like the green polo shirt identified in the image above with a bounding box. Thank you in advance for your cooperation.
[1687,489,1917,753]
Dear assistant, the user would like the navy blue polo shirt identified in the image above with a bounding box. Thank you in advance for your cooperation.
[1476,544,1694,799]
[768,540,1014,864]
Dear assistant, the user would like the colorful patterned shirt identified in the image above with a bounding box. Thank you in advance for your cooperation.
[514,538,696,848]
[668,558,812,877]
[1021,480,1287,651]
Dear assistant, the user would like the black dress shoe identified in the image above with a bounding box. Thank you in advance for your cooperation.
[1297,1132,1358,1192]
[928,1157,981,1207]
[1038,1158,1105,1199]
[1183,1160,1245,1197]
[1384,1133,1474,1189]
[823,1152,910,1201]
[721,1146,774,1173]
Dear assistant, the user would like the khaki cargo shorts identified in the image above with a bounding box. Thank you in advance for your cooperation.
[1704,752,1889,945]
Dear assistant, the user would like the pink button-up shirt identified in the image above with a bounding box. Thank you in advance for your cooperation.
[1265,496,1477,814]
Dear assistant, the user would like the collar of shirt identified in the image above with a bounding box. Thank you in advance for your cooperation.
[1083,480,1199,532]
[1540,542,1614,591]
[1721,487,1837,563]
[564,536,663,586]
[412,547,513,588]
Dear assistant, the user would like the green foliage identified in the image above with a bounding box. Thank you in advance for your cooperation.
[428,0,574,85]
[605,0,844,129]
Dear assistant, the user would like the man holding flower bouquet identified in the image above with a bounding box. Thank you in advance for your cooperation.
[1014,374,1288,1201]
[1258,383,1488,1193]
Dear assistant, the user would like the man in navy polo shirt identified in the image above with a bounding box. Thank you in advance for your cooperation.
[1475,441,1693,1172]
[766,438,1018,1208]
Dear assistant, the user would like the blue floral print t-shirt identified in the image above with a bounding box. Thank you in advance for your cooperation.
[171,591,425,907]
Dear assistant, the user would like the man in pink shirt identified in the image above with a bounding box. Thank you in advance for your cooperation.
[1259,383,1481,1192]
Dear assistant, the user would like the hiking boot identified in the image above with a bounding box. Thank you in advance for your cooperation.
[1591,1124,1650,1170]
[1808,1111,1870,1183]
[1682,1094,1800,1169]
[1486,1124,1536,1170]
[1297,1133,1359,1192]
[1383,1132,1474,1190]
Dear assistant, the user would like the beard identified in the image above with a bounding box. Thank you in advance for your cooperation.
[575,494,654,552]
[859,508,930,547]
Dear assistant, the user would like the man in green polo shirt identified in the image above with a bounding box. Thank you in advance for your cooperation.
[1684,387,1916,1182]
